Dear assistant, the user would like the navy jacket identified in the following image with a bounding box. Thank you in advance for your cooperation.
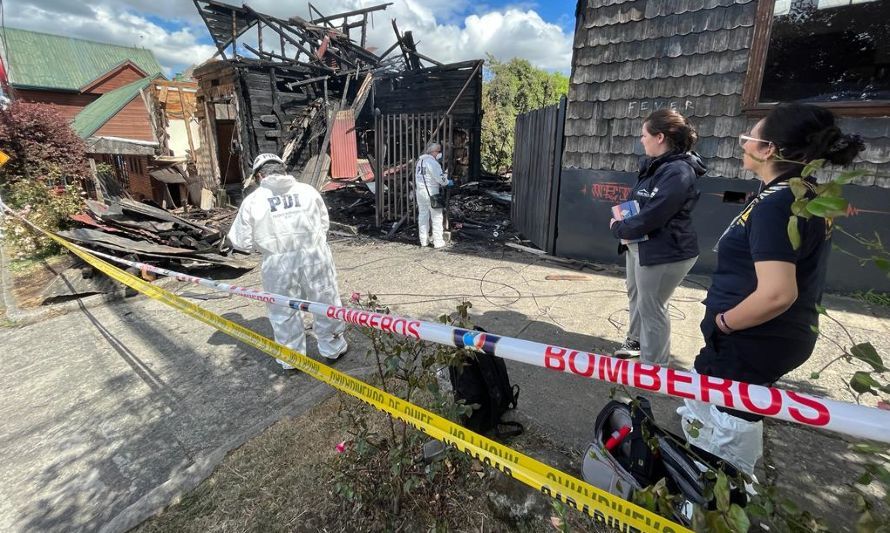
[611,151,706,266]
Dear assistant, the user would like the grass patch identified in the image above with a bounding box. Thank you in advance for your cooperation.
[853,289,890,308]
[133,388,606,533]
[7,248,66,273]
[8,252,76,309]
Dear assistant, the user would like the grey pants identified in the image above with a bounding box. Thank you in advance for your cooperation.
[625,244,697,366]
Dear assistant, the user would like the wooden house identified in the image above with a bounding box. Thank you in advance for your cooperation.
[0,28,166,202]
[518,0,890,292]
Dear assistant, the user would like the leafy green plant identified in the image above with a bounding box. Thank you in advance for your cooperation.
[852,289,890,309]
[0,102,89,259]
[1,170,84,258]
[785,161,890,530]
[327,296,476,528]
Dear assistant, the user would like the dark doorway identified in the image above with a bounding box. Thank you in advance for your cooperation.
[216,120,243,186]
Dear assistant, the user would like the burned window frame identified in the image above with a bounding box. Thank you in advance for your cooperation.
[742,0,890,115]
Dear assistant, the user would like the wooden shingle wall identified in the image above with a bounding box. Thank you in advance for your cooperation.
[565,0,890,187]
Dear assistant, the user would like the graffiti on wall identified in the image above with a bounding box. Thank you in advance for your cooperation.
[626,100,694,116]
[580,182,634,203]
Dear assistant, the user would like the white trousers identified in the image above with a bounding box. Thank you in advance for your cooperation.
[415,187,444,246]
[260,250,347,366]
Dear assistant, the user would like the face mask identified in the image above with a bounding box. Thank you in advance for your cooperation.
[436,152,443,161]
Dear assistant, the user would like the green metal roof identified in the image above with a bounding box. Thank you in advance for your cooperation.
[72,77,153,138]
[0,27,163,91]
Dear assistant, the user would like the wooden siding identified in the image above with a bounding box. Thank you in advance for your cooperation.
[85,64,147,94]
[13,88,97,120]
[94,97,155,142]
[565,0,890,187]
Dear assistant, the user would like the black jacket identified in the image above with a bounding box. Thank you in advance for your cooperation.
[611,151,706,266]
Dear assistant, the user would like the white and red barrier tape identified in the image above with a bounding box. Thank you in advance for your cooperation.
[72,245,890,444]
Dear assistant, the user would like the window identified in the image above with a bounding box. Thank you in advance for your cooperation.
[113,155,131,189]
[743,0,890,113]
[214,102,236,120]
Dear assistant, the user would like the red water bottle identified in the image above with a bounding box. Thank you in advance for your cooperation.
[604,425,631,451]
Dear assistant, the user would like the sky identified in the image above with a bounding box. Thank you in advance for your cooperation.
[0,0,578,77]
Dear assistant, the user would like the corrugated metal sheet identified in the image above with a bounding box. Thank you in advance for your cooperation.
[0,28,163,91]
[330,109,358,179]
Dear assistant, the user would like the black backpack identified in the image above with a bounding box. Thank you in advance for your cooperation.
[449,327,522,437]
[583,397,747,526]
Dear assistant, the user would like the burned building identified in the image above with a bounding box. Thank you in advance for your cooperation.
[190,0,482,226]
[516,0,890,292]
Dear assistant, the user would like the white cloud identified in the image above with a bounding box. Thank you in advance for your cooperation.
[2,0,572,74]
[3,1,216,76]
[277,0,572,71]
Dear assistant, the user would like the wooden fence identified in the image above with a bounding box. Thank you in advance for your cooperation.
[511,96,566,254]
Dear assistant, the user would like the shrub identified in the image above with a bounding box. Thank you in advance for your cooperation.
[0,102,88,258]
[0,101,89,186]
[1,174,84,258]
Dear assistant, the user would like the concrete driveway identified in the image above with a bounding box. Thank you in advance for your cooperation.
[1,236,888,531]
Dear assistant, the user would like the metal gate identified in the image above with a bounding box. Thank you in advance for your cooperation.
[374,112,453,226]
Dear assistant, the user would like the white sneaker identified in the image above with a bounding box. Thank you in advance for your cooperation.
[277,359,295,370]
[433,241,446,249]
[419,240,429,247]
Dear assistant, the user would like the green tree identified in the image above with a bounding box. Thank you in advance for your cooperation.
[481,56,569,174]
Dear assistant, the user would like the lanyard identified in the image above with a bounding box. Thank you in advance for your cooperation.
[712,180,790,252]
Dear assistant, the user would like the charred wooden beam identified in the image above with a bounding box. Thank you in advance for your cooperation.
[195,0,257,58]
[241,44,333,75]
[194,0,228,59]
[308,3,335,28]
[243,5,318,64]
[391,19,412,70]
[402,31,422,70]
[377,41,401,61]
[424,60,483,147]
[309,3,392,25]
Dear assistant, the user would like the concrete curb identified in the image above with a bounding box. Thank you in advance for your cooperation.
[0,241,20,320]
[99,365,378,533]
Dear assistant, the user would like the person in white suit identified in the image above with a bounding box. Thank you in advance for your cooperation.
[414,142,450,248]
[228,154,347,369]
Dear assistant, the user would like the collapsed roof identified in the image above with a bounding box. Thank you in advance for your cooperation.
[191,1,483,226]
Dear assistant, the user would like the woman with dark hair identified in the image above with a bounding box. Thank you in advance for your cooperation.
[678,103,866,475]
[610,109,706,365]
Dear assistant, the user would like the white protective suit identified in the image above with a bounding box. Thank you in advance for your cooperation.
[227,173,347,367]
[414,153,448,247]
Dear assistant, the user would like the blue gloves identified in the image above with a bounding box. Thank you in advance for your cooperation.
[447,179,454,187]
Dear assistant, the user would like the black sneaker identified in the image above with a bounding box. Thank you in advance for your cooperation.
[614,339,641,359]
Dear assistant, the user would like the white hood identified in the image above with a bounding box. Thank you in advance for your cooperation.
[261,173,298,194]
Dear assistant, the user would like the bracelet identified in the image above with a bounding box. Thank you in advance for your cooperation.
[718,312,735,333]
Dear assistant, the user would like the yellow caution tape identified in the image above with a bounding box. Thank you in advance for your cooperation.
[45,229,688,533]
